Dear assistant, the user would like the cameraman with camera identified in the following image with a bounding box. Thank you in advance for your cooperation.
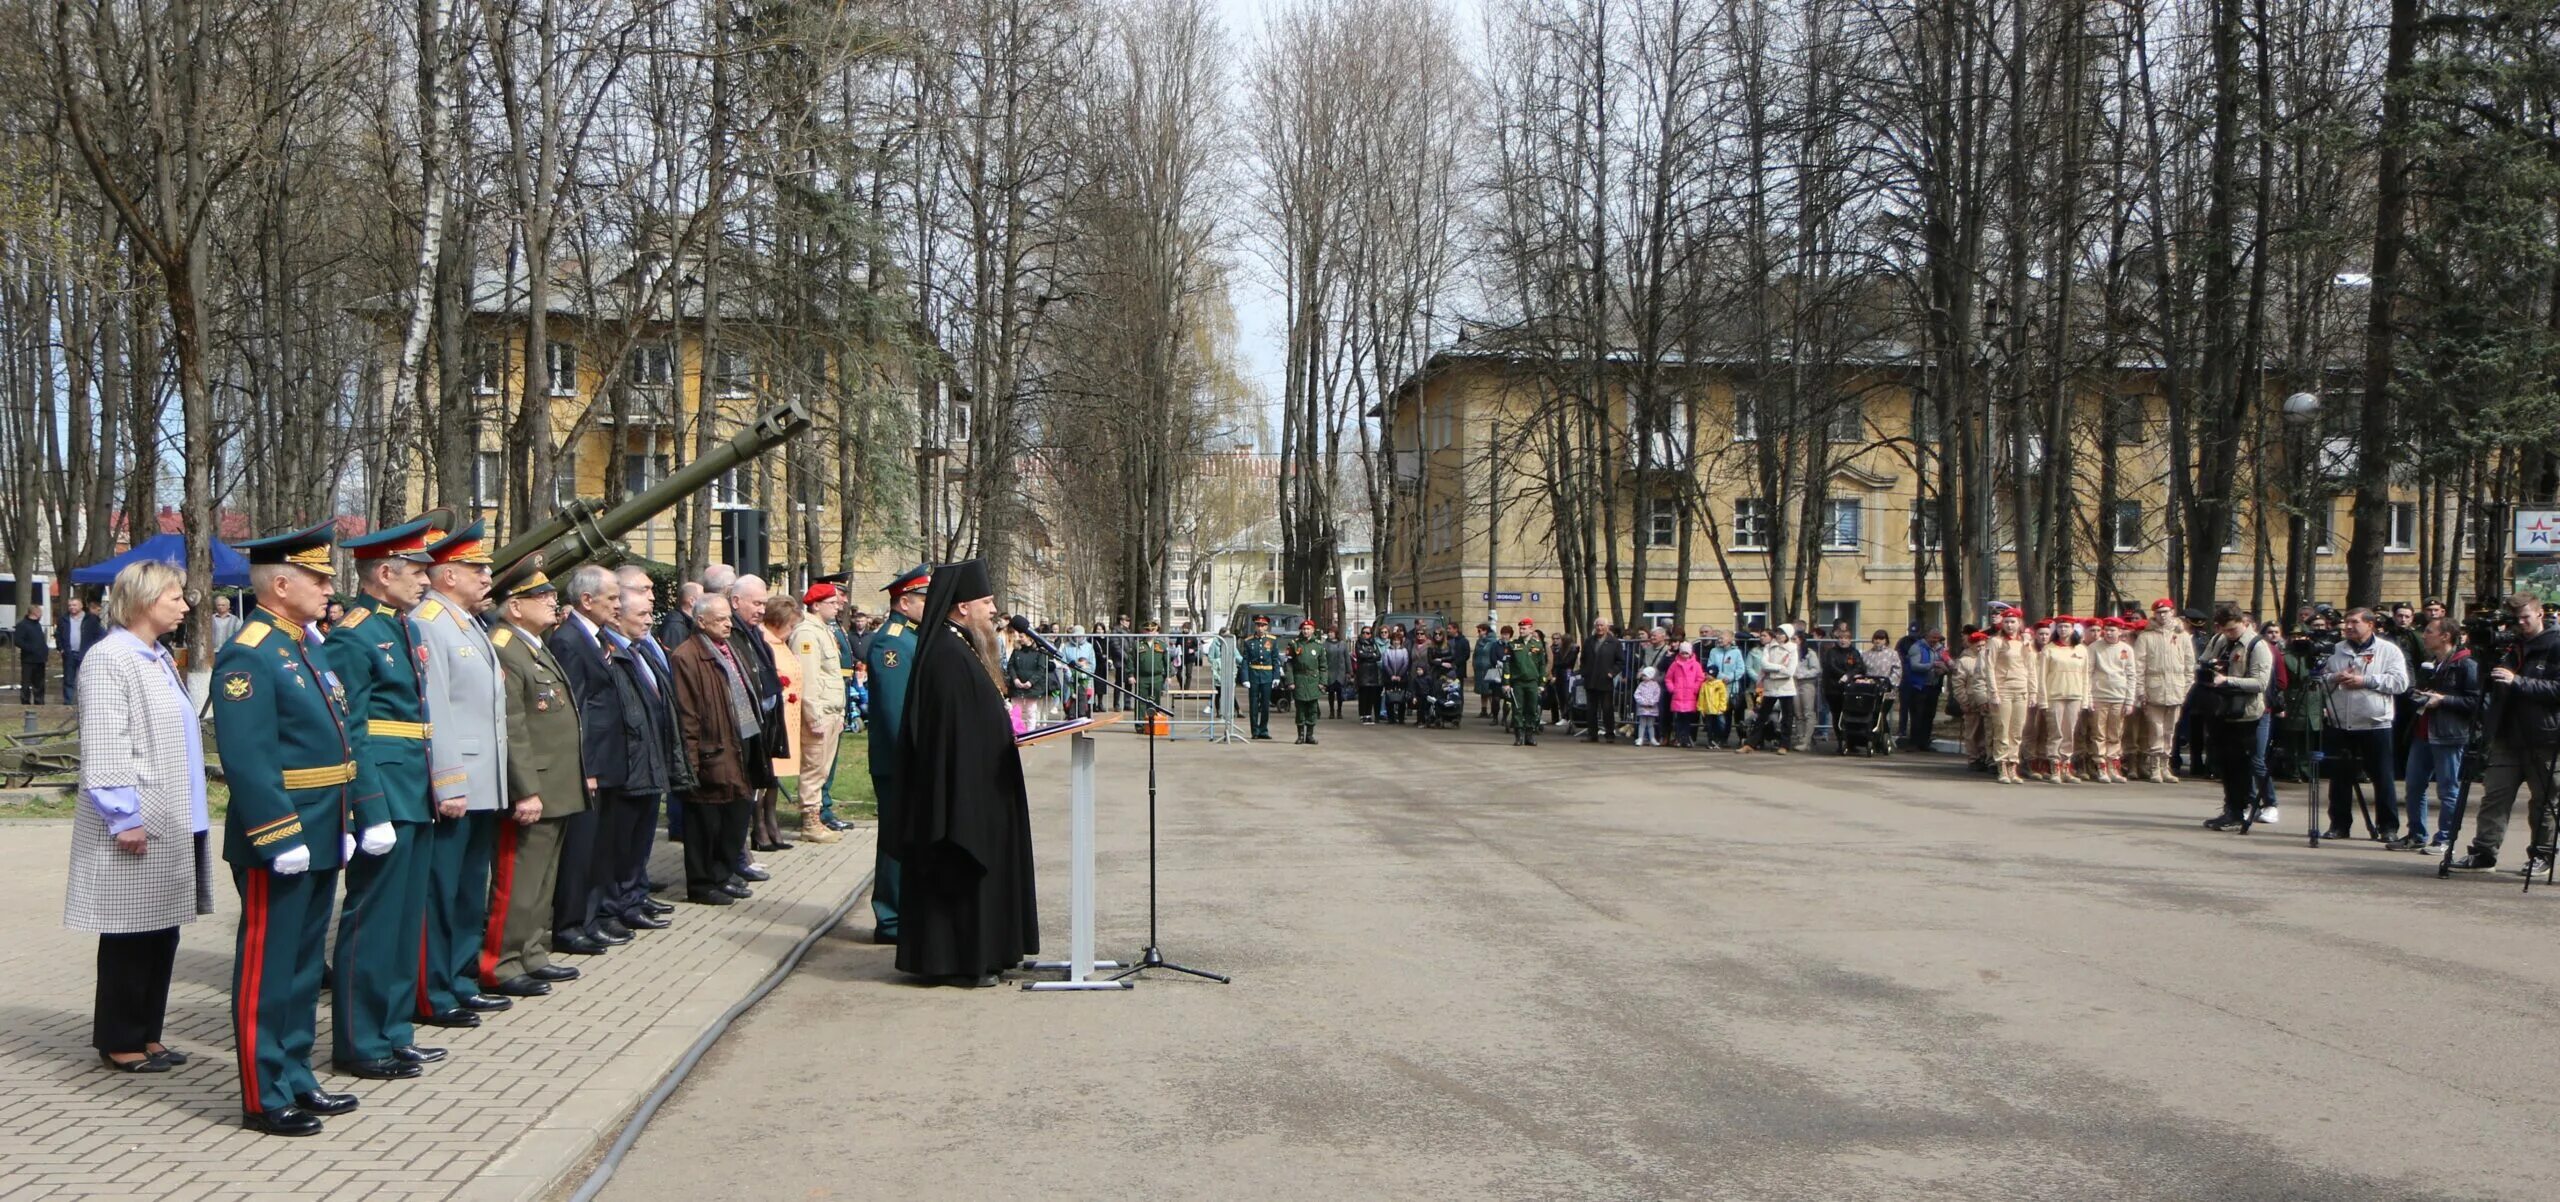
[2318,608,2410,840]
[2198,606,2275,831]
[2449,595,2560,876]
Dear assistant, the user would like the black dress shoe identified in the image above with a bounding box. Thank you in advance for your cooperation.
[736,864,772,882]
[418,1008,482,1029]
[461,992,514,1013]
[619,910,671,930]
[641,899,676,916]
[146,1045,189,1066]
[686,889,737,905]
[392,1045,446,1064]
[99,1050,171,1073]
[295,1089,360,1116]
[648,879,671,894]
[243,1107,324,1137]
[530,963,581,982]
[590,917,635,943]
[2321,827,2354,840]
[333,1057,422,1080]
[719,880,754,899]
[553,932,610,956]
[771,837,795,850]
[492,975,553,998]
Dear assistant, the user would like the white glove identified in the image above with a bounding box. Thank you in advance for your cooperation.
[360,822,397,856]
[341,833,356,862]
[272,844,312,875]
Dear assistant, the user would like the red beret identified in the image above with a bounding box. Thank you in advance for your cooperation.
[1518,618,1533,628]
[1966,631,1989,644]
[2152,598,2176,611]
[802,582,840,605]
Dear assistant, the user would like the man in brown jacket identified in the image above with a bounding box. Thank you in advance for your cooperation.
[668,595,757,905]
[481,571,587,998]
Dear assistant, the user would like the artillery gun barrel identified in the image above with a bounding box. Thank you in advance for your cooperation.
[490,398,812,594]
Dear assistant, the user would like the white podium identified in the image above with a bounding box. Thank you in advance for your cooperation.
[1014,714,1131,991]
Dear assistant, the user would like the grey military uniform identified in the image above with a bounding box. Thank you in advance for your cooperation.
[412,591,507,812]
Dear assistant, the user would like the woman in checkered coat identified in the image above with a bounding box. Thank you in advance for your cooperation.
[65,560,213,1073]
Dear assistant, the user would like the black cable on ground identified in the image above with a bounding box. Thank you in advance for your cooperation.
[567,869,873,1202]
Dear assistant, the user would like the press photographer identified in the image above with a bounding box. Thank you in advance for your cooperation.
[2449,595,2560,876]
[2391,620,2484,852]
[2199,607,2275,831]
[2318,608,2410,840]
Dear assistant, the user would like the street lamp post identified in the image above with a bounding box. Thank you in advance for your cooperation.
[2282,392,2322,623]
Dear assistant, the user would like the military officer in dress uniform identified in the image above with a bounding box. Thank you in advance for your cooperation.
[326,517,445,1081]
[482,569,588,997]
[1287,619,1327,744]
[1132,621,1168,712]
[214,522,364,1137]
[1507,621,1549,747]
[863,564,929,944]
[1237,614,1281,740]
[412,523,514,1028]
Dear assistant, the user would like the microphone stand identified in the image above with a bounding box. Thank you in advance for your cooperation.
[1017,633,1230,985]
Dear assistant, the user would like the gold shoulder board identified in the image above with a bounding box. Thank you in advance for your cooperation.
[341,608,371,629]
[236,623,272,648]
[416,599,446,622]
[491,627,516,648]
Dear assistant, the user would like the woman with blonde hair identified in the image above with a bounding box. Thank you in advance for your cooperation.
[756,594,805,851]
[65,559,211,1072]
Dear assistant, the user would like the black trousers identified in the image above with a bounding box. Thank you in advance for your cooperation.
[17,658,44,704]
[1357,685,1378,717]
[94,927,180,1052]
[599,789,662,919]
[681,800,752,894]
[1587,676,1618,738]
[2324,726,2400,835]
[550,805,601,937]
[2213,720,2260,820]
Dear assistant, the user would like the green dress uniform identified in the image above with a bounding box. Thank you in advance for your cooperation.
[484,599,586,991]
[1287,632,1327,743]
[865,564,930,939]
[214,526,359,1130]
[1237,626,1282,739]
[1132,633,1169,710]
[1507,635,1549,745]
[323,518,443,1071]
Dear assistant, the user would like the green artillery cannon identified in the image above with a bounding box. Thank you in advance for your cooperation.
[489,398,812,595]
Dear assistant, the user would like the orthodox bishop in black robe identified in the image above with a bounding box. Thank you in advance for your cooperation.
[889,560,1039,985]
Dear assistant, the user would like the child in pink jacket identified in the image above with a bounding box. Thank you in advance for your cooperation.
[1665,645,1706,748]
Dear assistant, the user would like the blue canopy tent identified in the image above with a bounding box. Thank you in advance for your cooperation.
[72,533,252,588]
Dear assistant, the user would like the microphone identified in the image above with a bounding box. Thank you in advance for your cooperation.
[1008,613,1069,661]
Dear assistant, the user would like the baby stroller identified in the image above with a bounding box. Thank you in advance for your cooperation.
[1437,677,1465,729]
[1834,676,1893,757]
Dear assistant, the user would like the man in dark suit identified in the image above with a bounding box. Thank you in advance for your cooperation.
[59,595,104,706]
[12,609,46,703]
[1581,620,1623,743]
[724,576,787,860]
[599,565,680,927]
[543,564,630,953]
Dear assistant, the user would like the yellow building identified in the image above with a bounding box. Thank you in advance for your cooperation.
[370,261,975,603]
[1381,346,2446,635]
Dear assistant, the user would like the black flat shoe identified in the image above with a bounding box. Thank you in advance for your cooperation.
[461,993,514,1013]
[619,911,671,930]
[417,1008,482,1029]
[492,975,552,998]
[769,838,796,851]
[244,1107,324,1137]
[736,864,772,882]
[589,918,634,943]
[145,1044,189,1066]
[333,1057,422,1080]
[641,899,677,916]
[686,889,737,905]
[553,932,611,956]
[719,880,754,899]
[99,1050,170,1074]
[295,1089,359,1116]
[392,1045,446,1064]
[530,963,581,982]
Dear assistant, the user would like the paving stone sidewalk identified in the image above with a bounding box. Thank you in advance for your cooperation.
[0,818,875,1202]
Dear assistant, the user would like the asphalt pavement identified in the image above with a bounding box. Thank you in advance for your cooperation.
[598,717,2560,1201]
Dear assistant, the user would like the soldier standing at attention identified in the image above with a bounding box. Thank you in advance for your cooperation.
[863,565,929,944]
[214,521,363,1137]
[1507,621,1548,747]
[482,570,587,998]
[412,523,514,1027]
[1237,614,1281,740]
[1132,620,1169,712]
[789,582,847,844]
[1288,619,1327,744]
[326,517,444,1082]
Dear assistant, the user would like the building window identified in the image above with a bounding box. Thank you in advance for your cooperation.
[471,450,504,508]
[2313,496,2336,554]
[628,343,674,388]
[1737,607,1769,633]
[1826,398,1863,443]
[553,452,578,507]
[1731,498,1770,551]
[1630,397,1688,466]
[712,349,753,398]
[2108,393,2148,444]
[950,401,973,446]
[467,339,501,395]
[2387,501,2417,552]
[1821,498,1861,552]
[1353,587,1368,604]
[1909,502,1942,551]
[1732,392,1759,442]
[545,342,578,396]
[624,453,667,494]
[2112,501,2142,552]
[1818,601,1860,633]
[1645,495,1678,548]
[712,467,750,510]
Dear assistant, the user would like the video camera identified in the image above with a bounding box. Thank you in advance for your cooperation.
[2464,607,2520,655]
[2297,604,2345,663]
